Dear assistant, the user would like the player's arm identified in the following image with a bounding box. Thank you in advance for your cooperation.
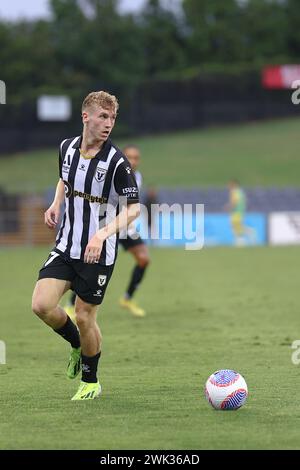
[99,202,140,240]
[44,178,65,229]
[84,203,140,263]
[84,158,140,264]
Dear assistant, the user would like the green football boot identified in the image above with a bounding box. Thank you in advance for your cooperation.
[67,347,81,379]
[71,381,102,401]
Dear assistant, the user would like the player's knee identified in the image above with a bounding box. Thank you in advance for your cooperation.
[138,254,150,269]
[75,310,91,330]
[32,298,49,317]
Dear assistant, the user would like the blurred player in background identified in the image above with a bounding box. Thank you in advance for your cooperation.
[64,291,76,322]
[32,91,140,400]
[226,179,256,246]
[119,145,150,317]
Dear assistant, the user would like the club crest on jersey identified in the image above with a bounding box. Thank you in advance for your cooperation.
[98,275,107,287]
[95,167,107,183]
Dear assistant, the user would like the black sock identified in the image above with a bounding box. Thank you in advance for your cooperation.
[81,352,101,383]
[126,265,147,299]
[54,316,80,349]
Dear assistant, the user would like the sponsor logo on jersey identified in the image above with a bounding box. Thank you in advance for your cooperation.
[64,181,72,198]
[73,190,107,204]
[122,187,138,194]
[62,154,72,173]
[62,165,70,173]
[63,181,107,203]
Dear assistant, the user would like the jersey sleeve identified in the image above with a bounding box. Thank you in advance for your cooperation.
[114,159,140,204]
[58,143,63,179]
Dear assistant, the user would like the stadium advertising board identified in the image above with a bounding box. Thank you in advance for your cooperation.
[262,65,300,89]
[203,214,266,246]
[37,95,72,121]
[269,212,300,245]
[136,210,266,247]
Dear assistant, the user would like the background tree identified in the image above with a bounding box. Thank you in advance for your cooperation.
[139,0,187,78]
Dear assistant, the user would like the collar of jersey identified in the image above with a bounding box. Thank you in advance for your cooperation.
[79,149,97,160]
[72,135,112,162]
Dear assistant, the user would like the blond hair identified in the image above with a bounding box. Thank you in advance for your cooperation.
[82,91,119,113]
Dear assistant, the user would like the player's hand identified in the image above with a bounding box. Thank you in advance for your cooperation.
[44,205,60,229]
[84,233,104,264]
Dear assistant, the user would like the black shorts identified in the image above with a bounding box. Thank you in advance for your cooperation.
[119,235,145,251]
[38,251,114,305]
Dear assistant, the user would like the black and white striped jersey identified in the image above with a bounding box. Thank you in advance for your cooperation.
[119,169,142,240]
[134,170,142,192]
[55,135,139,266]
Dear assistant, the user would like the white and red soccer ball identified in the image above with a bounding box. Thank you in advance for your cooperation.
[205,369,248,410]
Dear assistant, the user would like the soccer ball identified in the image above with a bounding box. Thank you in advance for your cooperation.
[205,369,248,410]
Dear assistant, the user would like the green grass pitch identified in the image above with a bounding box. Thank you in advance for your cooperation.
[1,245,300,449]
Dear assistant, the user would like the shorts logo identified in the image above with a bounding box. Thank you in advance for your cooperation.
[95,167,107,182]
[93,290,102,297]
[98,275,107,287]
